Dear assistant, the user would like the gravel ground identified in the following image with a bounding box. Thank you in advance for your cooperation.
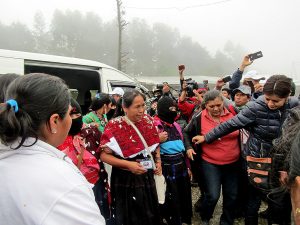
[191,186,268,225]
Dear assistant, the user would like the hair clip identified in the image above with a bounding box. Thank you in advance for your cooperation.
[6,99,19,113]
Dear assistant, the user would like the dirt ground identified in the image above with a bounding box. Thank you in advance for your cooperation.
[191,186,268,225]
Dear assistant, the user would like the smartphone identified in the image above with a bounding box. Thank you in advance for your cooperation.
[249,51,263,61]
[178,65,185,70]
[222,75,232,83]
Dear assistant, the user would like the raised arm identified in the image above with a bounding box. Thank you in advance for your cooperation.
[204,101,257,143]
[229,55,253,90]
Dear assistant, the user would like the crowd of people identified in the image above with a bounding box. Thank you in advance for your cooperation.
[0,53,300,225]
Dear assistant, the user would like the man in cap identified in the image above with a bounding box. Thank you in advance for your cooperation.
[243,70,265,99]
[109,87,124,103]
[109,87,125,118]
[232,85,252,110]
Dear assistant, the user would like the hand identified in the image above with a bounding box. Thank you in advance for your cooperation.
[127,161,147,175]
[154,161,162,175]
[179,67,185,75]
[279,171,288,186]
[240,55,253,71]
[90,122,99,128]
[192,135,205,144]
[187,148,196,161]
[159,131,168,143]
[215,79,225,90]
[187,168,193,180]
[254,83,264,92]
[193,89,203,102]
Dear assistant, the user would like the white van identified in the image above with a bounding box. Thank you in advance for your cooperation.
[0,49,148,113]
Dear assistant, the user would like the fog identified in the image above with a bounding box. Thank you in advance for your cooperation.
[1,0,300,83]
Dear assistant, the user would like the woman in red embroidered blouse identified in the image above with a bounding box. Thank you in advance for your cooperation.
[100,90,162,225]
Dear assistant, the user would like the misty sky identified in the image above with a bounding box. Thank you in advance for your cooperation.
[1,0,300,82]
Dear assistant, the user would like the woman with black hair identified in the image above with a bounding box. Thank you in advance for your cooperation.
[100,90,162,225]
[83,93,112,132]
[0,73,105,225]
[192,75,299,225]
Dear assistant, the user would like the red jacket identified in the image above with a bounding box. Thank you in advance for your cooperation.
[178,97,200,121]
[201,108,240,165]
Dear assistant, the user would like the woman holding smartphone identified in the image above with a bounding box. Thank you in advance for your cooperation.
[192,75,299,225]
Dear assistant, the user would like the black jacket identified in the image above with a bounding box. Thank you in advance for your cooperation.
[183,111,202,152]
[205,95,299,157]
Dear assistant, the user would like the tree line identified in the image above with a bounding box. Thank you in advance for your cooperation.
[0,9,247,77]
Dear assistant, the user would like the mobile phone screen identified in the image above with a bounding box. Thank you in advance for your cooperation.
[222,76,232,83]
[249,51,263,61]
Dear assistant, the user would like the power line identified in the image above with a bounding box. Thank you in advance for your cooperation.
[126,0,233,11]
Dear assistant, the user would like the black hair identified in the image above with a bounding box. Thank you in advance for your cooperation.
[109,96,117,106]
[263,75,292,98]
[89,93,111,111]
[221,88,231,94]
[202,90,223,106]
[122,90,146,108]
[0,73,70,149]
[70,98,82,115]
[0,73,20,102]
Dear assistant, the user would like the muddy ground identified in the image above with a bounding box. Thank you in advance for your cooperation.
[191,187,268,225]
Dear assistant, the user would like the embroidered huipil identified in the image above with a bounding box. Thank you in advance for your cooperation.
[100,115,160,158]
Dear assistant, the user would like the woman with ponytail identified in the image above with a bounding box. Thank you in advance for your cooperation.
[0,73,105,225]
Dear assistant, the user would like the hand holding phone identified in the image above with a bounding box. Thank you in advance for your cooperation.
[249,51,263,61]
[222,75,232,83]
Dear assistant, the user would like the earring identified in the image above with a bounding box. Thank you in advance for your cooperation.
[52,129,57,134]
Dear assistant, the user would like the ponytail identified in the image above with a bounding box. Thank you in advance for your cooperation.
[0,73,70,149]
[0,102,21,145]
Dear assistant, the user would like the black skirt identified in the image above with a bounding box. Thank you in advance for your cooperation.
[160,152,193,225]
[110,166,161,225]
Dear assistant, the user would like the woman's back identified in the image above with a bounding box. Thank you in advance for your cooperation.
[0,139,105,225]
[0,73,105,225]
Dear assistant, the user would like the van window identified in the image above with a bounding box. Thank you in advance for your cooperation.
[25,64,100,114]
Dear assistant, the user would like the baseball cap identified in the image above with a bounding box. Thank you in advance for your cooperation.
[243,70,265,81]
[109,87,124,97]
[232,85,251,96]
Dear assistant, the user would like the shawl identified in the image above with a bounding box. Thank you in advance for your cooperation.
[100,115,160,158]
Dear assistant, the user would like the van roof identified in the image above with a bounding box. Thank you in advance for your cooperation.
[0,48,115,70]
